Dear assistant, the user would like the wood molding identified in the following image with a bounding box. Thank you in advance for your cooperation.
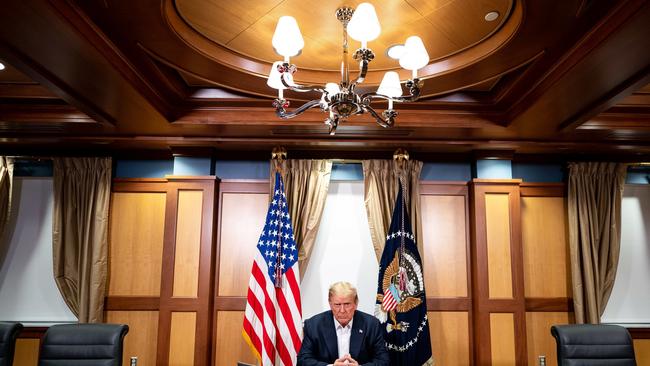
[18,327,47,339]
[470,181,527,365]
[520,183,565,197]
[629,328,650,339]
[426,298,472,312]
[525,297,573,312]
[105,296,161,311]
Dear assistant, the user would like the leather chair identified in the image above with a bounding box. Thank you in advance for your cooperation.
[0,322,23,366]
[39,323,129,366]
[551,324,636,366]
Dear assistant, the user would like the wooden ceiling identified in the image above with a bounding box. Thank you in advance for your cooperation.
[0,0,649,159]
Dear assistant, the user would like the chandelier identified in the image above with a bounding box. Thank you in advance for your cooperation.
[266,3,430,135]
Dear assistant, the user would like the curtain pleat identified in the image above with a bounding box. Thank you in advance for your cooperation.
[52,157,112,323]
[271,159,332,278]
[567,162,627,324]
[362,159,423,261]
[0,157,15,268]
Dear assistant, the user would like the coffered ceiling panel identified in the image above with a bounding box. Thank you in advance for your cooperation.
[176,0,512,70]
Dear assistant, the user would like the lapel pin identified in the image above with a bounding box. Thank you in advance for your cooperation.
[359,329,363,333]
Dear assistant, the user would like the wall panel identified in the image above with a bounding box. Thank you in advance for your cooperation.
[485,193,514,299]
[109,192,166,296]
[12,339,39,366]
[428,311,470,366]
[634,339,650,365]
[173,190,203,297]
[522,197,570,298]
[106,310,159,366]
[169,312,197,366]
[421,195,468,297]
[218,192,268,297]
[490,313,516,366]
[525,312,571,366]
[216,311,259,366]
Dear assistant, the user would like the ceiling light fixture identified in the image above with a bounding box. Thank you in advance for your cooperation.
[485,11,500,21]
[0,62,5,71]
[267,3,429,135]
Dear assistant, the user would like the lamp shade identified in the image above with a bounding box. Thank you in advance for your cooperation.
[267,61,294,90]
[399,36,429,71]
[0,62,5,71]
[347,3,381,43]
[377,71,402,97]
[272,16,304,57]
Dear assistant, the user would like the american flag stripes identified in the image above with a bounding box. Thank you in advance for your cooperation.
[243,172,302,366]
[382,284,400,312]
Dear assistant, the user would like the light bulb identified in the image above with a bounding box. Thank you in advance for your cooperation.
[347,3,381,44]
[272,16,304,58]
[325,82,341,95]
[399,36,429,72]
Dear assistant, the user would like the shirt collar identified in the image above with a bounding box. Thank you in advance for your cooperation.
[333,316,353,330]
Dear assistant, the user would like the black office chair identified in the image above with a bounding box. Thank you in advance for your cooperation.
[39,323,129,366]
[551,324,636,366]
[0,322,23,366]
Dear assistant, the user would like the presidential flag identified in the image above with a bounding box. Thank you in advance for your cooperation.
[375,183,433,366]
[243,172,302,366]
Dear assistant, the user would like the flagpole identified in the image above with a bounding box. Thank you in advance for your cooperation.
[271,147,287,288]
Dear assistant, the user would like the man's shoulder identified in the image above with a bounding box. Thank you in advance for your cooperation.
[353,310,382,329]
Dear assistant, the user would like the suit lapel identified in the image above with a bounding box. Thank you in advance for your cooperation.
[349,311,364,359]
[322,311,338,360]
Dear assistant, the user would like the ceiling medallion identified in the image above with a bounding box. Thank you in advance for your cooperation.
[267,3,429,135]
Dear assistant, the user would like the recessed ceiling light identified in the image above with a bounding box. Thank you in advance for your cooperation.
[0,62,5,71]
[386,44,405,60]
[485,11,499,21]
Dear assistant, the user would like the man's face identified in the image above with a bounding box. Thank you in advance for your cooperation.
[329,293,357,327]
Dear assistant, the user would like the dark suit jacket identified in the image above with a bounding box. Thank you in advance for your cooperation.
[297,310,389,366]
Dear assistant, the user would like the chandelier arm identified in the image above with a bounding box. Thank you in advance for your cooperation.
[349,59,369,89]
[280,72,325,94]
[363,105,395,128]
[360,78,422,103]
[274,99,322,119]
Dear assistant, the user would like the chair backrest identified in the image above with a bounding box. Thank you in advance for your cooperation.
[551,324,636,366]
[39,323,129,366]
[0,322,23,366]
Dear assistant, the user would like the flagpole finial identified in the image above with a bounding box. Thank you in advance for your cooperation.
[271,146,287,173]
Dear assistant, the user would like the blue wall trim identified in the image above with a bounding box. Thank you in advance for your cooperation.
[421,162,472,181]
[513,163,564,183]
[214,160,269,180]
[627,167,650,184]
[474,160,513,179]
[173,157,213,176]
[331,163,363,180]
[114,160,173,178]
[13,160,53,177]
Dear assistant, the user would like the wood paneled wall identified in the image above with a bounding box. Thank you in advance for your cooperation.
[420,183,472,366]
[105,177,216,366]
[9,174,649,365]
[213,181,268,366]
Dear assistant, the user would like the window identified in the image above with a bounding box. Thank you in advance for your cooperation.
[0,177,77,325]
[601,184,650,324]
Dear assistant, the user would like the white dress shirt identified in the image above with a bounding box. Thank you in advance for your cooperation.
[330,317,353,365]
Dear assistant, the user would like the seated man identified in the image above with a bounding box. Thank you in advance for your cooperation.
[298,281,389,366]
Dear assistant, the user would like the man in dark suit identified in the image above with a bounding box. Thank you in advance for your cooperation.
[297,282,389,366]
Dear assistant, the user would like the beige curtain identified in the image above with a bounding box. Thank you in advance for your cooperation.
[271,159,332,277]
[52,157,112,323]
[567,162,627,324]
[0,157,15,267]
[363,159,423,261]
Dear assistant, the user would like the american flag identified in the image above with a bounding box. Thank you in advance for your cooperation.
[243,172,302,366]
